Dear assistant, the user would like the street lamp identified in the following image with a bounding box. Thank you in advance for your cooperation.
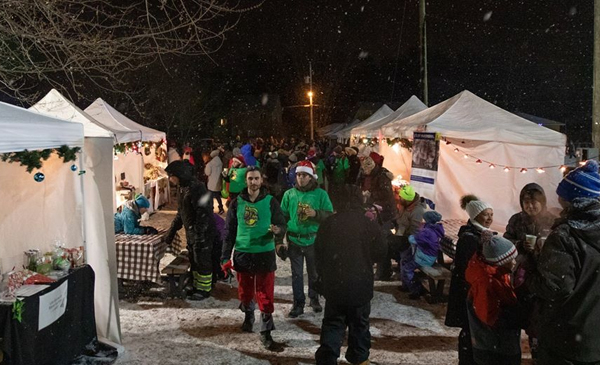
[308,91,314,140]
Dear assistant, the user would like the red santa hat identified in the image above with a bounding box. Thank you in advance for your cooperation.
[296,160,317,179]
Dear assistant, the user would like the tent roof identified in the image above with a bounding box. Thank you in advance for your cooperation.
[0,101,84,153]
[317,123,344,136]
[85,98,166,142]
[382,90,566,147]
[351,96,427,137]
[30,89,140,142]
[334,104,393,139]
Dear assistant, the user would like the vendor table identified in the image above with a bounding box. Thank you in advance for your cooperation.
[144,176,170,212]
[0,265,96,365]
[440,219,466,260]
[115,228,183,283]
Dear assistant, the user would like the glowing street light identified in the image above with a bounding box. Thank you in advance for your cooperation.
[308,90,314,140]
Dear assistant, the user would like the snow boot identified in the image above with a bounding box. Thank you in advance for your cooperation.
[260,330,274,350]
[187,289,210,301]
[288,304,304,318]
[309,297,322,313]
[241,310,255,332]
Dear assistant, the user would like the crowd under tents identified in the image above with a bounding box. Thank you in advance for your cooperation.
[371,90,566,231]
[0,101,121,344]
[333,104,393,142]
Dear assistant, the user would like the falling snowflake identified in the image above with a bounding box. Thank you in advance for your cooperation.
[483,11,492,22]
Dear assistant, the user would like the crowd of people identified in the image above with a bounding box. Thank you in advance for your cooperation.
[130,136,599,365]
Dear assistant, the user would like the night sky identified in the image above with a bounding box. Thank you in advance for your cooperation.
[195,0,592,143]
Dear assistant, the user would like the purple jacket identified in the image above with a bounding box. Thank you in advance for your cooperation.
[414,223,445,266]
[213,213,226,242]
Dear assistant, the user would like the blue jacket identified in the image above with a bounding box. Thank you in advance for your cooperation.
[115,202,146,235]
[241,144,257,166]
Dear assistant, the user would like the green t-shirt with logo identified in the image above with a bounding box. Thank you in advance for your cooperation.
[235,195,275,253]
[280,187,333,246]
[228,167,247,193]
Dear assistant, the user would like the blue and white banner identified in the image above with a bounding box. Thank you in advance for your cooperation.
[410,132,440,200]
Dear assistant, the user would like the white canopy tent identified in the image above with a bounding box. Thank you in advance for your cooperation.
[379,90,566,231]
[317,123,345,136]
[334,104,393,142]
[0,101,121,343]
[85,99,167,210]
[351,96,427,139]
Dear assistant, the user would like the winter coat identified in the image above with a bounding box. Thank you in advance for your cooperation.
[222,187,286,273]
[347,154,361,185]
[204,155,223,192]
[413,222,445,267]
[358,165,398,224]
[395,194,428,236]
[314,205,386,306]
[114,201,147,235]
[527,197,600,363]
[241,144,257,166]
[445,220,482,328]
[330,155,349,186]
[466,254,522,359]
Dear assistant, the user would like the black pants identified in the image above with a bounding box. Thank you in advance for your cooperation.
[288,242,318,306]
[459,327,476,365]
[211,190,223,210]
[315,301,371,365]
[538,346,600,365]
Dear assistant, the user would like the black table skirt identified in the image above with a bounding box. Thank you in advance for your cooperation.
[0,265,97,365]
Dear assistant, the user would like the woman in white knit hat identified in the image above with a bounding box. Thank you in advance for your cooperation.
[445,194,494,365]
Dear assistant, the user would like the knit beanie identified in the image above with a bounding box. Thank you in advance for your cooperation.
[345,147,357,156]
[232,147,242,157]
[423,210,442,224]
[369,152,384,166]
[556,160,600,202]
[480,230,517,267]
[296,160,317,179]
[333,146,343,154]
[288,153,298,163]
[399,185,416,202]
[135,194,150,209]
[465,200,493,220]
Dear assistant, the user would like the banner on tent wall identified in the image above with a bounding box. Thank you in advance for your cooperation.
[409,132,440,199]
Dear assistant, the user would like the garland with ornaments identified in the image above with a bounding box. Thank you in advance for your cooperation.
[352,136,413,151]
[0,145,81,173]
[443,139,567,173]
[114,140,164,155]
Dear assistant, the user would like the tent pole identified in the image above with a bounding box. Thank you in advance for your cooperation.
[78,149,88,263]
[593,0,600,148]
[419,0,428,106]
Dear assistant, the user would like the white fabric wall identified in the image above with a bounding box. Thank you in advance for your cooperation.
[379,141,413,182]
[113,152,143,200]
[0,156,82,274]
[83,138,121,344]
[433,140,564,232]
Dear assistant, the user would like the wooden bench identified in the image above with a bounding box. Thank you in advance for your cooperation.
[161,255,190,299]
[418,263,452,304]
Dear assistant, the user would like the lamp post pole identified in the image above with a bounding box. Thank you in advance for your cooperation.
[309,61,314,141]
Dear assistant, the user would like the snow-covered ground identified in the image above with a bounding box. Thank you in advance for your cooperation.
[114,201,465,365]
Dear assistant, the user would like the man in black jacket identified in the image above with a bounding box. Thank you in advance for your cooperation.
[314,185,386,365]
[165,160,217,300]
[528,160,600,365]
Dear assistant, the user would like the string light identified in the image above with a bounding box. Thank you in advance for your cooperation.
[520,168,528,174]
[503,167,510,172]
[560,165,567,172]
[475,159,482,164]
[463,154,469,159]
[449,144,563,173]
[454,148,459,153]
[536,168,545,174]
[489,164,495,169]
[445,140,452,145]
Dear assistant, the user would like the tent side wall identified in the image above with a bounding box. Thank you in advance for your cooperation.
[83,137,121,344]
[433,140,564,232]
[0,156,83,273]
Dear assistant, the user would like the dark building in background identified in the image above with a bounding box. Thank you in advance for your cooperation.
[228,94,283,138]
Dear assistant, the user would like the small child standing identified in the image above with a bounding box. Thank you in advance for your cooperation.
[466,230,521,365]
[403,210,445,299]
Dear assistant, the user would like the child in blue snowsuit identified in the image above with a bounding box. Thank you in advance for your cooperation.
[114,194,158,235]
[402,210,445,299]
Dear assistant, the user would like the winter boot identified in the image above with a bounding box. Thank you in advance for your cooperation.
[288,303,304,318]
[260,330,274,350]
[309,297,323,313]
[241,311,255,332]
[187,289,210,301]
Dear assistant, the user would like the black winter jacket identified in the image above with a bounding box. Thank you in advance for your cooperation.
[527,198,600,362]
[445,220,482,328]
[357,166,397,224]
[314,206,386,306]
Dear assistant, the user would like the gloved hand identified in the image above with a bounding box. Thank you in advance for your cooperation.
[221,260,233,278]
[145,226,159,235]
[275,244,288,261]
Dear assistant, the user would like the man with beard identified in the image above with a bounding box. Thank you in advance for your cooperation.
[165,160,217,300]
[221,166,287,350]
[280,160,334,318]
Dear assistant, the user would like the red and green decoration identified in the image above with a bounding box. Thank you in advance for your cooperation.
[114,140,164,155]
[1,145,80,173]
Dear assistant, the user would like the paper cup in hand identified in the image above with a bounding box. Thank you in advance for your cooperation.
[524,234,537,250]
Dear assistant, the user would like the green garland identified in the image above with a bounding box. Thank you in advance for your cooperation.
[386,137,413,151]
[114,140,164,155]
[1,145,80,173]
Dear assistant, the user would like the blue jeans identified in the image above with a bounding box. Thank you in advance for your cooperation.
[288,242,318,305]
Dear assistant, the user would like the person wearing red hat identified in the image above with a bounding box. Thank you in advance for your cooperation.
[280,160,334,317]
[222,155,247,205]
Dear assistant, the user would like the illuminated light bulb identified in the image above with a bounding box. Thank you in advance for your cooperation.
[463,154,469,159]
[113,155,119,160]
[520,168,528,174]
[560,165,567,173]
[454,148,459,153]
[579,160,587,166]
[489,164,495,169]
[391,143,401,153]
[475,159,482,164]
[503,167,510,172]
[536,168,545,174]
[362,138,368,144]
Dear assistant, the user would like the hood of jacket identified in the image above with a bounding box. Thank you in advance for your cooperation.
[240,144,257,166]
[519,182,547,210]
[239,186,270,203]
[295,177,318,192]
[562,197,600,252]
[165,159,197,187]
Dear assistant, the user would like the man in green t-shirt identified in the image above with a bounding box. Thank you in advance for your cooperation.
[221,166,286,350]
[280,160,334,318]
